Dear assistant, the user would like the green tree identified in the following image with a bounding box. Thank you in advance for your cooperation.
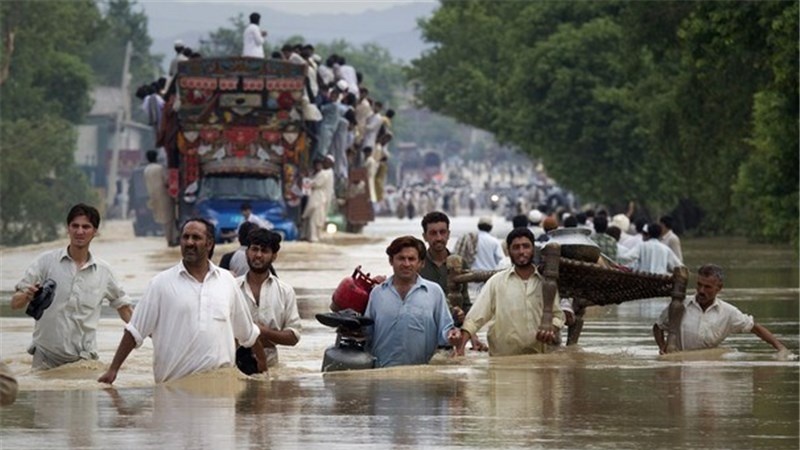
[88,0,159,85]
[411,0,798,243]
[0,0,101,123]
[0,1,99,245]
[0,118,97,245]
[198,14,250,58]
[316,39,405,107]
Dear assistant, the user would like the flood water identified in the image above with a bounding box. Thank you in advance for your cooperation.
[0,218,797,449]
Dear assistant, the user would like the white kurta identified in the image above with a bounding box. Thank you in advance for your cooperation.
[302,168,334,242]
[242,23,265,58]
[126,262,259,383]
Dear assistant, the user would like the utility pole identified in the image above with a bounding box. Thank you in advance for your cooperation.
[106,40,133,216]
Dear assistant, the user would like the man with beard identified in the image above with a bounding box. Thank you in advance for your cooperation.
[456,227,564,357]
[236,228,301,370]
[653,264,788,354]
[419,212,486,351]
[98,218,264,384]
[364,236,461,367]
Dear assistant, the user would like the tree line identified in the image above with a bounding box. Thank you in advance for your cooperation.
[409,0,798,246]
[0,1,409,245]
[0,0,158,245]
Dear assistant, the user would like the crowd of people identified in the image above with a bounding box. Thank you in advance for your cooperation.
[133,11,398,244]
[1,199,788,397]
[0,10,790,395]
[381,157,574,222]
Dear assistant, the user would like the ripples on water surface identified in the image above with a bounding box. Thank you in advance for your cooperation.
[0,235,797,449]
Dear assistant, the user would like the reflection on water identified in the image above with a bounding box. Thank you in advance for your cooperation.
[0,237,797,448]
[2,359,796,449]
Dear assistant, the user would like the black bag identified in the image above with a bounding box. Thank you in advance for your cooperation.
[26,279,57,321]
[236,346,259,375]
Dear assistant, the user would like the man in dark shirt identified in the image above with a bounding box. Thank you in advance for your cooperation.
[419,211,486,351]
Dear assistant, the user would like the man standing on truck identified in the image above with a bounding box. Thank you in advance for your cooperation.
[242,12,267,58]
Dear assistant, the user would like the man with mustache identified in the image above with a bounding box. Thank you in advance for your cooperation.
[364,236,461,367]
[98,218,264,384]
[457,227,564,356]
[653,264,788,354]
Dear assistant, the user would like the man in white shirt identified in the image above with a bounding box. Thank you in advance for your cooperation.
[241,202,273,229]
[242,12,266,58]
[98,218,264,384]
[472,216,505,272]
[236,229,301,370]
[626,223,682,275]
[653,264,787,354]
[168,40,188,77]
[335,55,359,96]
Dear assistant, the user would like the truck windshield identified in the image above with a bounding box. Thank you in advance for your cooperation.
[200,176,282,201]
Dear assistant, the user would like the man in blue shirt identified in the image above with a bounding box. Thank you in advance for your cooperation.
[364,236,461,367]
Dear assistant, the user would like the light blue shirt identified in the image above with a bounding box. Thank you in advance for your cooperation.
[364,275,455,368]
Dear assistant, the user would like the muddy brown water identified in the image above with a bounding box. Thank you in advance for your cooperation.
[0,218,797,449]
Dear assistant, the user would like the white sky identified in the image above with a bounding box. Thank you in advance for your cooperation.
[147,0,424,16]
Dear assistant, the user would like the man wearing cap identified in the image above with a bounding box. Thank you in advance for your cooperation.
[528,209,545,239]
[610,213,637,249]
[11,204,132,369]
[242,12,267,58]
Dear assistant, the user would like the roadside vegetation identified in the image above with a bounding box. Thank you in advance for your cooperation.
[409,1,798,246]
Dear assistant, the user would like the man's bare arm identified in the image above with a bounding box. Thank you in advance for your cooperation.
[751,323,787,351]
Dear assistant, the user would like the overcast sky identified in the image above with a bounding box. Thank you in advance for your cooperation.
[139,0,427,20]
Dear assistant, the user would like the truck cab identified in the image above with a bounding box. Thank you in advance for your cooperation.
[194,174,298,242]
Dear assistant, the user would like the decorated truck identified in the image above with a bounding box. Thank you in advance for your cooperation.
[165,57,310,242]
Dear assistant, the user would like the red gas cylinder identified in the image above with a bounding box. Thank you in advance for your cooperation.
[331,266,379,315]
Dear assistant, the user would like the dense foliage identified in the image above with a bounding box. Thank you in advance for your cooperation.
[0,0,158,245]
[410,0,798,245]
